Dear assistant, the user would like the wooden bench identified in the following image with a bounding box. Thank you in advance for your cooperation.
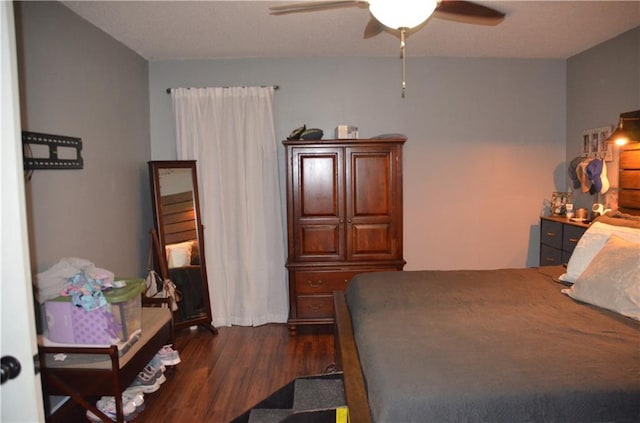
[38,303,173,422]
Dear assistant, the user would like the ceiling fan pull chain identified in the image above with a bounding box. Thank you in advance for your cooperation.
[401,28,406,98]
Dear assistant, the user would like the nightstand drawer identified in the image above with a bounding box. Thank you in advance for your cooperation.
[561,250,574,267]
[540,244,562,266]
[540,217,588,267]
[541,219,563,249]
[562,225,587,254]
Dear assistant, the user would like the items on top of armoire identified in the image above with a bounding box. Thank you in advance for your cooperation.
[286,124,409,143]
[286,125,324,141]
[335,125,359,139]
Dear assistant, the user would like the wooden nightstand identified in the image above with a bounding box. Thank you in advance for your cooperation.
[540,216,588,267]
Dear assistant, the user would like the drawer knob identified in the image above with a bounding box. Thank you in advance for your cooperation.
[568,237,579,243]
[307,279,323,288]
[306,304,322,311]
[546,232,557,237]
[544,257,556,263]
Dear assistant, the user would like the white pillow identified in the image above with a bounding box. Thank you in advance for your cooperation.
[165,241,193,269]
[562,235,640,320]
[559,222,640,283]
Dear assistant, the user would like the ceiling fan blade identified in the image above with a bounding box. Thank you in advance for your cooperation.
[269,1,365,16]
[363,17,384,39]
[434,1,505,25]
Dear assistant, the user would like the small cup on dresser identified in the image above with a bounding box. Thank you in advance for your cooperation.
[565,203,574,220]
[575,208,588,220]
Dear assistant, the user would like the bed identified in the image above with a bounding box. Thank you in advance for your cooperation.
[334,144,640,423]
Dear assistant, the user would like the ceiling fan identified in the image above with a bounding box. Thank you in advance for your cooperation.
[270,1,505,97]
[270,1,505,38]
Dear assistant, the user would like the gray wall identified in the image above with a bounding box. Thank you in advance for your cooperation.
[567,27,640,209]
[17,2,636,274]
[150,56,566,270]
[16,1,151,276]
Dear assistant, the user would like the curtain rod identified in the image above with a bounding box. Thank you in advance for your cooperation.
[166,85,279,94]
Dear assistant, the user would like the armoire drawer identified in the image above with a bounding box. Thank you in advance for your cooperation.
[296,295,334,318]
[294,270,356,294]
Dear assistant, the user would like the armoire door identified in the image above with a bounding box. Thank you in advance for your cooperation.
[291,147,345,261]
[345,145,401,261]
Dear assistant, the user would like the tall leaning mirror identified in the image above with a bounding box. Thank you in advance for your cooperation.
[148,160,216,334]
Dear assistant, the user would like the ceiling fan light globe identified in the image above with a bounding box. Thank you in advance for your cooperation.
[369,0,438,30]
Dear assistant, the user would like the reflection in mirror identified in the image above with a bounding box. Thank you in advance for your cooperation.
[149,161,216,334]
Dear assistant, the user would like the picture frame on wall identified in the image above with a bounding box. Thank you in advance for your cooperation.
[598,126,613,161]
[591,132,599,154]
[582,131,590,155]
[582,125,613,161]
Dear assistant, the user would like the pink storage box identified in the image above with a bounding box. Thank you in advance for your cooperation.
[44,278,144,345]
[71,306,120,344]
[44,300,75,344]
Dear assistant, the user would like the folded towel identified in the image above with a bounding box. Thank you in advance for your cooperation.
[35,257,114,304]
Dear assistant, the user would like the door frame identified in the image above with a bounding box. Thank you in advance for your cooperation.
[1,2,46,421]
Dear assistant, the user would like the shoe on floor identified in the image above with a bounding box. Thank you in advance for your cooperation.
[125,368,161,394]
[147,355,166,373]
[86,395,137,422]
[121,391,145,413]
[156,344,181,366]
[141,364,165,384]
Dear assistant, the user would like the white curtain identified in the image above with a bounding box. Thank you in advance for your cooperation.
[170,87,288,327]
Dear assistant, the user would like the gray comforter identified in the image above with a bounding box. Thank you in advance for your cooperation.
[345,268,640,423]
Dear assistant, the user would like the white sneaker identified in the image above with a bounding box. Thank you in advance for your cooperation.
[155,372,167,385]
[86,395,137,422]
[125,369,161,394]
[147,355,166,373]
[141,364,164,384]
[122,391,145,413]
[156,344,181,366]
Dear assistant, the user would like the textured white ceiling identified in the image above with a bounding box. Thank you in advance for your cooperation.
[61,1,640,61]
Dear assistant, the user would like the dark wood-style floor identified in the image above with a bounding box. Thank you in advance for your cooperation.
[55,324,334,422]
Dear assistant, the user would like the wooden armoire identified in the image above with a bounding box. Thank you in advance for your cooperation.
[283,137,406,335]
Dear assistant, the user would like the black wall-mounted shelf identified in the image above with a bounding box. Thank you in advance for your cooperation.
[22,131,83,170]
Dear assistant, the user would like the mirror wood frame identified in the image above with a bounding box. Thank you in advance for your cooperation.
[148,160,216,334]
